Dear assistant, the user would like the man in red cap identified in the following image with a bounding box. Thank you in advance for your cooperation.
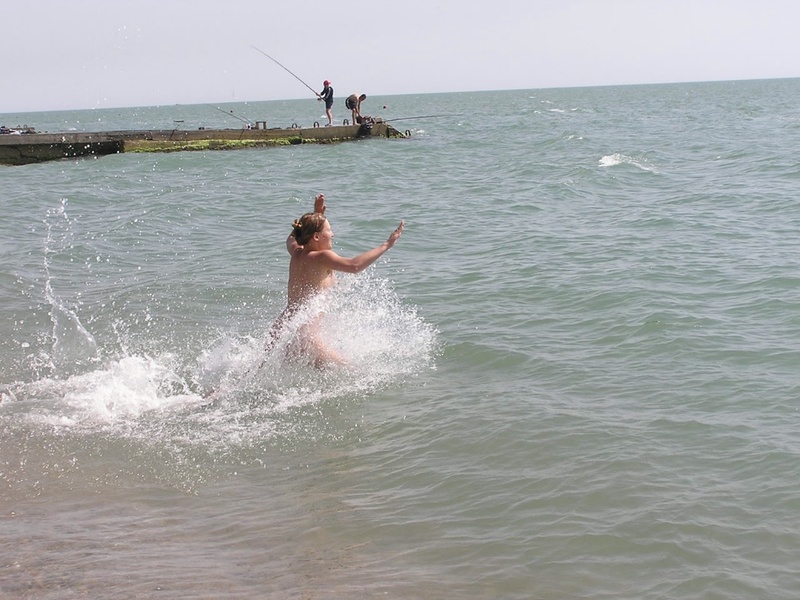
[318,80,334,126]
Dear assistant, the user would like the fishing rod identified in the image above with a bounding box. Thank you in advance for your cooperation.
[384,114,461,123]
[251,46,320,98]
[207,104,253,125]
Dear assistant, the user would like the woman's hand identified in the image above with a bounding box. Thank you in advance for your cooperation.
[386,221,405,248]
[314,194,327,215]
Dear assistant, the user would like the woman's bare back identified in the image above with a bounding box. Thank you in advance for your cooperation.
[287,251,335,307]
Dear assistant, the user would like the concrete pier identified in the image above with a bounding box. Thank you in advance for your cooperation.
[0,122,406,166]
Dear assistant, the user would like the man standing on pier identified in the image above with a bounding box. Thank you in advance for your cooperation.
[318,80,334,126]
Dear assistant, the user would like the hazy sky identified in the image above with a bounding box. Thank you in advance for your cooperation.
[3,0,799,113]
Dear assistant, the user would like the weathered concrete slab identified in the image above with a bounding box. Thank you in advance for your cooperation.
[0,122,405,166]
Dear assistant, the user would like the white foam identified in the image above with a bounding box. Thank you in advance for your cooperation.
[599,153,659,173]
[10,354,200,429]
[4,271,438,445]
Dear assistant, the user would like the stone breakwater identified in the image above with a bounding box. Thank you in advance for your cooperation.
[0,122,406,165]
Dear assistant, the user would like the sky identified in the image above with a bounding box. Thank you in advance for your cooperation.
[3,0,799,114]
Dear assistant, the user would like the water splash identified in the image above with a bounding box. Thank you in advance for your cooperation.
[42,199,98,371]
[199,273,438,411]
[2,272,438,449]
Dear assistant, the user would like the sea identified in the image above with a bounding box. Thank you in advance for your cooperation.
[2,78,799,599]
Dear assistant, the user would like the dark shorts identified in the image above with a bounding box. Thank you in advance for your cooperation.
[345,97,356,109]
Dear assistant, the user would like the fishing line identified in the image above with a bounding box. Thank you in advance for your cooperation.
[251,46,320,98]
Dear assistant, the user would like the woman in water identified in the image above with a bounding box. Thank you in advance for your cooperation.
[271,194,404,367]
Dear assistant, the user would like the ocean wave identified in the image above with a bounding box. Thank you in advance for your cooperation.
[599,152,660,172]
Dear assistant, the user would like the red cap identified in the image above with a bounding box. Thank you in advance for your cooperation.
[324,80,331,86]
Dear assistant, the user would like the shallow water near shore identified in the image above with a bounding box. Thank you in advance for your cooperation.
[2,79,800,598]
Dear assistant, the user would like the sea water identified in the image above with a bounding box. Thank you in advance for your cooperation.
[2,79,800,599]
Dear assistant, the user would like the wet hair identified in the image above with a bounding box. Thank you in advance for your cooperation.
[292,212,327,246]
